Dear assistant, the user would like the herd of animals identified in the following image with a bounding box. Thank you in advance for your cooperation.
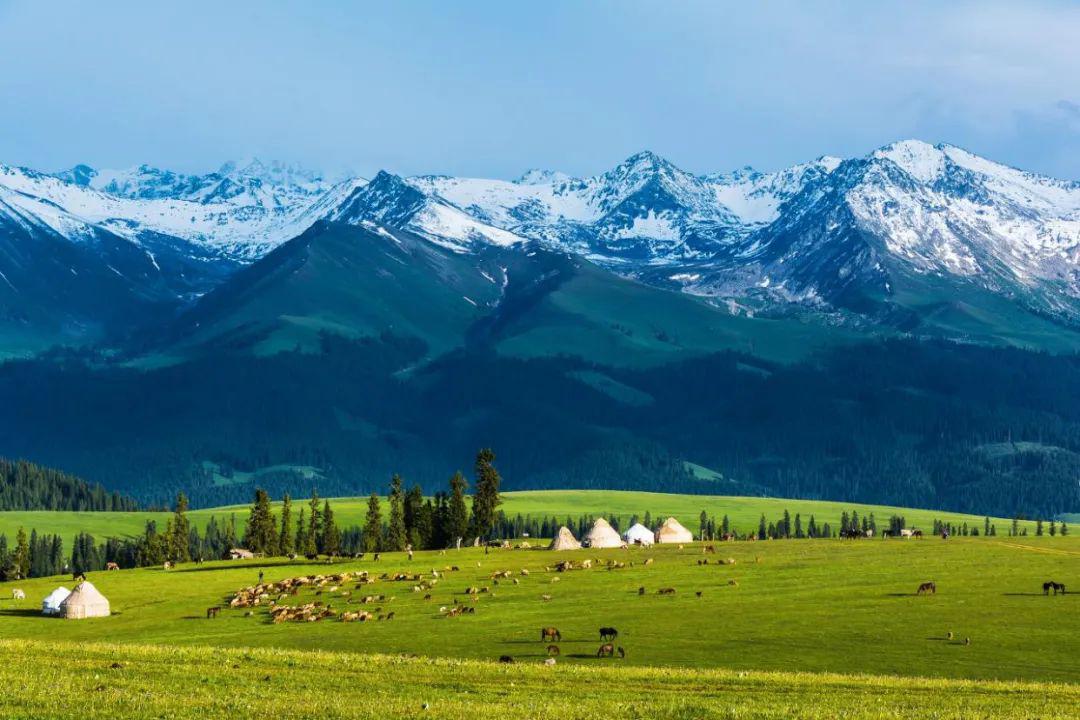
[2,537,1071,664]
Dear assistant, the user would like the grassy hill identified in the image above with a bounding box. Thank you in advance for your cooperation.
[1,637,1075,720]
[0,490,1050,546]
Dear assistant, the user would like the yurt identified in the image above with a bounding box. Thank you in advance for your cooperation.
[584,518,623,549]
[59,581,110,619]
[548,526,582,551]
[656,517,694,544]
[623,523,655,546]
[41,586,71,616]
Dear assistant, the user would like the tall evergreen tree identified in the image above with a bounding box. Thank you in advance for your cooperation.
[469,448,502,539]
[757,514,767,540]
[168,492,192,563]
[321,500,341,556]
[279,493,294,556]
[244,489,279,555]
[386,474,407,551]
[305,492,321,556]
[362,493,382,552]
[296,508,308,555]
[448,471,469,546]
[404,484,425,548]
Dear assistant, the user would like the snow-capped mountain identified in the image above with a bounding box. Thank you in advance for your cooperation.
[3,139,1080,356]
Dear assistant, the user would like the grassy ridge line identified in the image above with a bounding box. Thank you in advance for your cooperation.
[1,639,1075,720]
[0,489,1048,545]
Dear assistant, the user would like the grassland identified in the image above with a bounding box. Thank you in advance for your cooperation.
[1,538,1076,684]
[1,637,1076,720]
[0,489,1049,546]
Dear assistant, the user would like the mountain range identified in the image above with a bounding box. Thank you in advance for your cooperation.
[2,142,1080,517]
[3,140,1080,360]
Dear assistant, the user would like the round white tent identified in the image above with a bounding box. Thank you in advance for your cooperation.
[584,518,623,549]
[623,523,655,546]
[548,526,582,551]
[41,586,71,616]
[59,581,110,619]
[656,517,694,544]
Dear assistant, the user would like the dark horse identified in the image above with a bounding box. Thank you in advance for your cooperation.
[917,581,936,595]
[599,626,618,641]
[1044,581,1066,595]
[839,528,863,539]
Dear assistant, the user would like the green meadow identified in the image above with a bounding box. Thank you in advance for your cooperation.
[1,537,1076,683]
[0,490,1049,546]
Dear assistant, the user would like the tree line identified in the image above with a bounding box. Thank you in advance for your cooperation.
[0,458,138,511]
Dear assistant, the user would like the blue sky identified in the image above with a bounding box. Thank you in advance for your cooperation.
[1,0,1078,180]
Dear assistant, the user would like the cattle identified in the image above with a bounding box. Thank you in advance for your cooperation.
[11,589,25,600]
[163,561,175,570]
[541,626,561,642]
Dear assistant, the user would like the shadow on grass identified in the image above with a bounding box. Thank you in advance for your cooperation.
[0,608,44,618]
[1002,592,1072,597]
[883,593,917,597]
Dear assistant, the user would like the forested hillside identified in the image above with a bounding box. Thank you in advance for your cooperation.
[0,458,138,511]
[1,336,1078,518]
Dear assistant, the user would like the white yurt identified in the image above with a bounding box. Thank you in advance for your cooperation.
[656,517,694,544]
[623,523,655,546]
[59,581,111,619]
[41,586,71,616]
[548,526,582,551]
[584,518,623,548]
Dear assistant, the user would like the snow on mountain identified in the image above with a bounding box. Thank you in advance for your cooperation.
[327,171,524,252]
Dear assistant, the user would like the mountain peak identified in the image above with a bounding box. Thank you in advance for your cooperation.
[871,139,947,182]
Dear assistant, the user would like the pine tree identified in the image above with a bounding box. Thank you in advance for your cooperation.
[1011,518,1019,537]
[782,509,792,538]
[307,491,321,555]
[1061,522,1069,536]
[321,500,341,556]
[405,484,425,548]
[386,474,407,551]
[1049,521,1057,536]
[279,493,294,556]
[448,471,469,547]
[794,513,804,539]
[721,514,730,536]
[757,514,767,540]
[984,516,991,537]
[13,527,30,579]
[699,510,709,540]
[1036,519,1044,536]
[362,492,382,552]
[295,508,308,555]
[243,489,279,556]
[168,492,192,563]
[469,449,502,540]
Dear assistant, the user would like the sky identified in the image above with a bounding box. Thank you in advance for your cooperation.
[1,0,1079,180]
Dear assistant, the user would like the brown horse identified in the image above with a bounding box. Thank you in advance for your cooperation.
[105,562,120,571]
[541,626,561,642]
[546,644,560,656]
[206,606,221,619]
[597,643,615,658]
[917,581,936,595]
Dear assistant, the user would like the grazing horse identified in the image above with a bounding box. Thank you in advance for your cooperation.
[617,646,626,659]
[163,561,174,571]
[599,626,618,641]
[917,581,936,595]
[546,644,560,656]
[206,606,221,619]
[1044,581,1066,595]
[597,643,615,658]
[657,587,676,595]
[11,589,25,600]
[105,562,120,571]
[498,655,514,663]
[541,626,561,642]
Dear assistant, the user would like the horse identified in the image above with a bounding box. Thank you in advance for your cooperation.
[597,643,615,658]
[11,589,25,600]
[546,644,560,656]
[917,581,936,595]
[657,587,676,595]
[499,655,514,663]
[72,571,87,582]
[206,606,221,619]
[105,562,120,571]
[1044,581,1066,595]
[599,626,618,641]
[163,561,174,571]
[541,626,561,642]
